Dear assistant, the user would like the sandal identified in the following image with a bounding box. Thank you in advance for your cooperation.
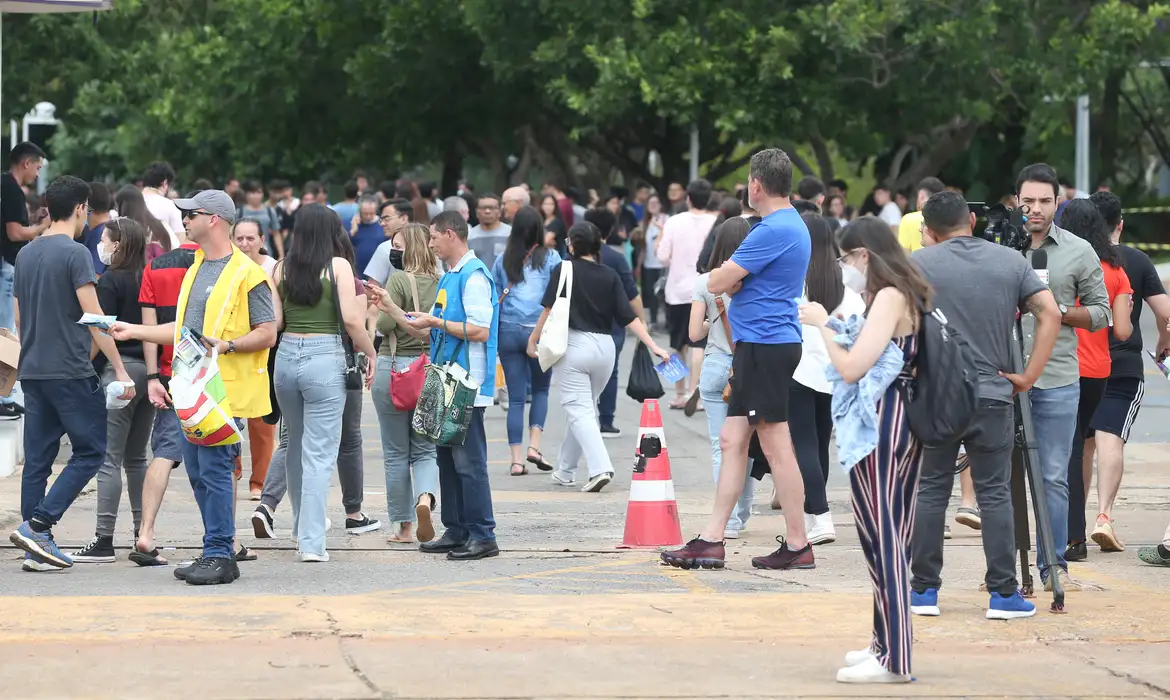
[669,395,688,410]
[510,462,529,476]
[235,545,258,562]
[683,388,702,417]
[129,546,168,567]
[526,448,554,472]
[387,523,414,544]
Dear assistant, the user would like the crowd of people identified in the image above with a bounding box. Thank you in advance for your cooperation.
[2,141,1169,684]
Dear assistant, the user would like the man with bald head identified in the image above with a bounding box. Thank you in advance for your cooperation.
[502,186,529,222]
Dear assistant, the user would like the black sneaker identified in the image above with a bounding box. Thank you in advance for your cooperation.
[173,557,203,581]
[345,513,382,535]
[184,557,239,586]
[1065,540,1088,562]
[251,506,274,539]
[72,535,116,563]
[0,403,22,420]
[600,425,622,439]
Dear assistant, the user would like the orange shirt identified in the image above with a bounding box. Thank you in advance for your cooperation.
[1077,262,1132,379]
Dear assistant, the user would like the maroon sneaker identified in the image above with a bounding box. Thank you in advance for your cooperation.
[751,537,815,570]
[660,538,725,570]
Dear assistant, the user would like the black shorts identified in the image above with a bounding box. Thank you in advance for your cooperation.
[1089,377,1144,443]
[727,342,802,424]
[666,303,705,351]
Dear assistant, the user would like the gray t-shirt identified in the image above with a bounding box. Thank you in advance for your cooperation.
[13,234,98,380]
[913,236,1047,403]
[467,223,511,269]
[692,272,732,355]
[181,255,276,333]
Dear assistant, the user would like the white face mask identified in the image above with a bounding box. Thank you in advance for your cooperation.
[840,262,866,294]
[98,241,115,266]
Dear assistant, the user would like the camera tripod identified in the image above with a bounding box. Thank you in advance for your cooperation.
[1009,316,1066,613]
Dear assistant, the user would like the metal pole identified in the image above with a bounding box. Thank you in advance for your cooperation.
[689,124,699,183]
[1075,94,1090,194]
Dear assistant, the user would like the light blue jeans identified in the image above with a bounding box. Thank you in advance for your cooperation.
[274,335,346,557]
[700,352,753,532]
[372,354,439,524]
[1029,382,1080,579]
[0,260,19,406]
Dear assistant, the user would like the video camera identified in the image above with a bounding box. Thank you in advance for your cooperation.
[969,202,1029,251]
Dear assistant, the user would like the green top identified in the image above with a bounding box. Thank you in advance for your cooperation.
[281,278,340,334]
[378,270,440,356]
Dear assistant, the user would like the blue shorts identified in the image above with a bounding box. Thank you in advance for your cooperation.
[151,407,184,465]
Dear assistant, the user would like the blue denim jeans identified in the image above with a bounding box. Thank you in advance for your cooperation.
[21,377,106,526]
[436,407,496,543]
[700,352,753,531]
[0,260,18,406]
[181,431,241,559]
[498,322,550,446]
[1029,382,1080,579]
[372,354,439,523]
[274,335,347,557]
[598,326,626,429]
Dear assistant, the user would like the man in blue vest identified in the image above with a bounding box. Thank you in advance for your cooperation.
[405,210,500,561]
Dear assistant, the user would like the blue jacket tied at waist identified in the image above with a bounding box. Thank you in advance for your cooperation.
[824,314,906,472]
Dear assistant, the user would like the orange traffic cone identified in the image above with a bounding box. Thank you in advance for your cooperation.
[618,399,683,548]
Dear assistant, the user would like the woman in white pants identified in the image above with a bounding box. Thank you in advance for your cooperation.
[528,221,671,493]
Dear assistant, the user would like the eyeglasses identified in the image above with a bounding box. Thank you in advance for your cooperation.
[183,210,213,220]
[837,249,862,265]
[476,204,499,211]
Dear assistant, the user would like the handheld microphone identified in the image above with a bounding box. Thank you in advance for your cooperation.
[1031,249,1047,270]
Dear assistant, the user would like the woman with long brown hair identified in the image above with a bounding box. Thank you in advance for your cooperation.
[368,221,442,543]
[72,218,154,564]
[798,217,931,684]
[115,185,172,261]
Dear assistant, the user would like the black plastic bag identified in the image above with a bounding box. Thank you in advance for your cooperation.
[626,342,665,403]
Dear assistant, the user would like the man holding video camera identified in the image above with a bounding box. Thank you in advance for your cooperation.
[1017,164,1109,590]
[909,191,1061,619]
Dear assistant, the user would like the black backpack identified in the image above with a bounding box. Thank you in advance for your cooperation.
[902,301,978,446]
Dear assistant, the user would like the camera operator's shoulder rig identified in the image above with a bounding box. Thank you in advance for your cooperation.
[970,202,1029,251]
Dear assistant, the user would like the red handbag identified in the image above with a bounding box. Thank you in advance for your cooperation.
[388,274,429,411]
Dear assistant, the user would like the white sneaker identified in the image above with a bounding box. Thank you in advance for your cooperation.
[582,472,613,493]
[551,471,576,487]
[805,512,836,545]
[21,555,57,572]
[843,648,875,667]
[836,656,910,684]
[298,551,330,563]
[723,529,741,540]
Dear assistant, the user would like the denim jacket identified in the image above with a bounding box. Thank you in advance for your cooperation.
[824,314,907,472]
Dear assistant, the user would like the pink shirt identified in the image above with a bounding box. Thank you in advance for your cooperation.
[657,211,717,305]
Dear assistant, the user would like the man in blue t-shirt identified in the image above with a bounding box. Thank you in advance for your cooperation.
[661,148,813,573]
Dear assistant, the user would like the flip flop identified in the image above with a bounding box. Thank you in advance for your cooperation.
[235,545,258,562]
[510,462,529,476]
[669,396,688,410]
[526,448,554,472]
[683,389,702,417]
[129,547,168,567]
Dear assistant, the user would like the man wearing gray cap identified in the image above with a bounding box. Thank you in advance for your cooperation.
[112,189,278,586]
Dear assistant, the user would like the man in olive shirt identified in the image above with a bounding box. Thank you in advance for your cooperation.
[1016,164,1109,589]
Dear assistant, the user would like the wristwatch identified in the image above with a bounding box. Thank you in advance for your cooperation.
[226,340,237,354]
[1058,303,1069,315]
[146,373,160,381]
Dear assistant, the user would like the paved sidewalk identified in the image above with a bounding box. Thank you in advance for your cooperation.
[0,323,1168,698]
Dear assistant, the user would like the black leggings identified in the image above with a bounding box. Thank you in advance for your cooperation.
[788,382,832,515]
[641,267,663,324]
[1068,376,1108,542]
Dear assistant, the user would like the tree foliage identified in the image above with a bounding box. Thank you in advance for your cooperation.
[3,0,1169,199]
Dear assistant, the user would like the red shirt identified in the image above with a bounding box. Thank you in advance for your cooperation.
[138,242,199,377]
[1077,262,1132,379]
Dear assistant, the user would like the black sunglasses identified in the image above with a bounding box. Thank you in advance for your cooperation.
[183,210,213,220]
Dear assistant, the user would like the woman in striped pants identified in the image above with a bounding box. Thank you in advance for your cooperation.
[799,219,930,684]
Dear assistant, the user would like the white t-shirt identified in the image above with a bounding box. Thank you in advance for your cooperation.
[260,256,277,278]
[793,286,867,393]
[143,190,184,249]
[878,202,902,228]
